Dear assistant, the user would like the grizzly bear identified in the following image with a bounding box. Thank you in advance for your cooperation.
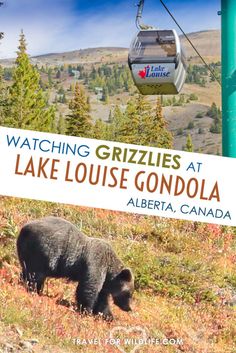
[17,216,134,320]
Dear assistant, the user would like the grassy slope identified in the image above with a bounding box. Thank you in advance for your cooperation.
[0,196,236,353]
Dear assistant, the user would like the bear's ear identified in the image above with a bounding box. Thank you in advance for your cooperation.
[117,268,133,282]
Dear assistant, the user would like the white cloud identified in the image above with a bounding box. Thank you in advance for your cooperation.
[0,0,220,59]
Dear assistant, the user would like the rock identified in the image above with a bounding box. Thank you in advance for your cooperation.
[27,339,39,346]
[227,295,236,307]
[2,343,14,352]
[19,341,33,352]
[15,327,23,337]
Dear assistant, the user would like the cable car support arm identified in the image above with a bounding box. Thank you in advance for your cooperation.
[136,0,153,30]
[136,0,145,29]
[0,2,3,40]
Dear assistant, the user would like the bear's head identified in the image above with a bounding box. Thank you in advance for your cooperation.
[110,268,134,312]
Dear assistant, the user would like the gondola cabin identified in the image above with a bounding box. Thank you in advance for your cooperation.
[128,29,187,95]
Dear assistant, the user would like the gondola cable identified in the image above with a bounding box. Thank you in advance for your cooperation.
[159,0,221,87]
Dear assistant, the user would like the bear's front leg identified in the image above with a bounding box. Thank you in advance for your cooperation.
[76,265,107,316]
[93,289,113,321]
[76,275,105,315]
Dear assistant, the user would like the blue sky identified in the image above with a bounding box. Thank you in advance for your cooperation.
[0,0,221,58]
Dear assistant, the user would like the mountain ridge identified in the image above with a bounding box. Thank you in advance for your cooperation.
[0,29,220,66]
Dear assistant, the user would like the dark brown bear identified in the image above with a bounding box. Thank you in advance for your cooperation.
[17,217,134,320]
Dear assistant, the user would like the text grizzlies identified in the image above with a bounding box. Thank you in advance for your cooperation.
[96,145,181,169]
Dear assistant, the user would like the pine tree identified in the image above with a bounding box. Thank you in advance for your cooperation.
[57,114,66,134]
[148,98,173,148]
[47,68,53,87]
[92,119,109,140]
[109,96,170,147]
[109,105,126,141]
[66,82,92,137]
[120,99,141,144]
[58,87,65,95]
[108,96,172,149]
[208,103,222,134]
[60,93,67,104]
[207,102,218,118]
[135,96,149,143]
[210,111,222,133]
[56,70,61,79]
[5,31,55,132]
[101,87,109,103]
[0,65,8,124]
[87,96,91,112]
[112,96,151,145]
[108,99,141,144]
[185,134,194,152]
[108,110,113,123]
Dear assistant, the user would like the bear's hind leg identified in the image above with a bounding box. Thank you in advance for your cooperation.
[35,274,46,294]
[19,269,35,291]
[20,270,45,294]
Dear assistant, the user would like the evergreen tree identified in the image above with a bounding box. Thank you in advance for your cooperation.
[187,120,194,129]
[200,78,206,87]
[59,93,67,104]
[179,94,185,105]
[210,112,222,133]
[109,96,172,148]
[134,95,153,145]
[189,93,198,101]
[3,67,13,81]
[120,98,141,144]
[0,65,8,124]
[92,119,109,140]
[87,64,133,95]
[56,70,61,79]
[109,105,126,141]
[101,87,109,103]
[148,98,173,148]
[57,114,66,134]
[108,110,113,123]
[58,87,65,95]
[108,98,142,144]
[86,96,91,112]
[5,31,55,132]
[68,65,74,76]
[208,102,222,134]
[207,102,218,118]
[185,134,194,152]
[66,82,92,137]
[69,83,75,92]
[47,68,53,87]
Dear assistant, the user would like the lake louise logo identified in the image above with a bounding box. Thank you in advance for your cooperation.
[138,65,171,79]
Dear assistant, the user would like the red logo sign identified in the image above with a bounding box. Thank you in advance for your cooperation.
[138,65,149,79]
